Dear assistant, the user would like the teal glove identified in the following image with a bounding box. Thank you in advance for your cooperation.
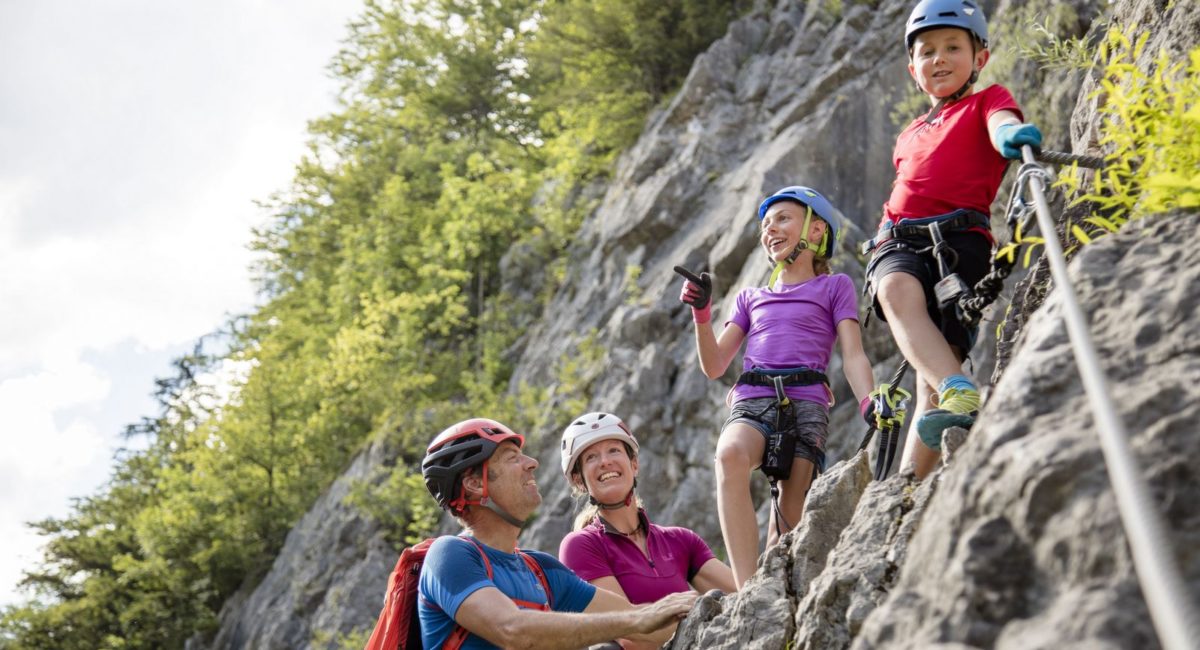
[995,123,1043,160]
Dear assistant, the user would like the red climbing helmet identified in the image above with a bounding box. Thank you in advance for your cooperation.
[422,418,524,513]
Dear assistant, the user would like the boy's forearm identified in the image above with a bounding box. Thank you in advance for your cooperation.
[988,109,1023,151]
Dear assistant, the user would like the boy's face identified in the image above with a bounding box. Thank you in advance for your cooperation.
[908,27,989,100]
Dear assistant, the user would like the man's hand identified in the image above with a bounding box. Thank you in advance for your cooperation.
[632,591,697,634]
[673,266,713,324]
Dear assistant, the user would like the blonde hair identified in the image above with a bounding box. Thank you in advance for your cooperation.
[814,256,831,275]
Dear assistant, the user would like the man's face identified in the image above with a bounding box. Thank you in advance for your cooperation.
[485,440,542,517]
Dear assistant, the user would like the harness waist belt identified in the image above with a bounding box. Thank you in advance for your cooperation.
[863,210,991,254]
[736,368,829,388]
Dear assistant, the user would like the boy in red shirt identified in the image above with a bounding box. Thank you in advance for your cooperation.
[864,0,1041,478]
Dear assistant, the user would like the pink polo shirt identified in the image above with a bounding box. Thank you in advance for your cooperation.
[558,510,717,604]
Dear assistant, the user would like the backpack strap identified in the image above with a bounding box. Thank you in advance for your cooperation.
[517,550,554,610]
[462,537,553,610]
[442,537,556,650]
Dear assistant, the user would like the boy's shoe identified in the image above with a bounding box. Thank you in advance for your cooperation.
[916,385,980,451]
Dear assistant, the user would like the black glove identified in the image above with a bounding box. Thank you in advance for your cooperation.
[673,265,712,309]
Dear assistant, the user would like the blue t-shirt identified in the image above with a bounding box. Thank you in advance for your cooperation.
[418,535,597,649]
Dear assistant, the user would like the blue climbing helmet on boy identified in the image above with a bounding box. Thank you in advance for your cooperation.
[757,185,842,261]
[904,0,989,51]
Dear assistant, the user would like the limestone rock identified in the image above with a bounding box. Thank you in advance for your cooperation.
[852,214,1199,649]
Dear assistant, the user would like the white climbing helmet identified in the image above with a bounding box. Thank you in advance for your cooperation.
[560,412,640,481]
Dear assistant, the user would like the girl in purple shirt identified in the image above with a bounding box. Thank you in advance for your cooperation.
[676,186,876,589]
[558,412,735,647]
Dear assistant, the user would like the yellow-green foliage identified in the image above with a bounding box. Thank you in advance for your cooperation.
[1014,10,1094,73]
[1059,30,1200,241]
[623,263,644,304]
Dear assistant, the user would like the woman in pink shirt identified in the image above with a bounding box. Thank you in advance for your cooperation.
[558,412,735,623]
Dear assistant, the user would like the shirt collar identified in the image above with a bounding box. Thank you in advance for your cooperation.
[593,508,651,537]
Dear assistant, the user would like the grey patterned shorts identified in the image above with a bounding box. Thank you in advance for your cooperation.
[723,397,829,472]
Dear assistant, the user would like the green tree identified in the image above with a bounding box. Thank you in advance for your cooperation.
[0,2,749,647]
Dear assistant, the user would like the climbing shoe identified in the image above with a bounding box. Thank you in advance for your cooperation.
[916,379,980,451]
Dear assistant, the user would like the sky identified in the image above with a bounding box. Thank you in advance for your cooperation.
[0,0,364,607]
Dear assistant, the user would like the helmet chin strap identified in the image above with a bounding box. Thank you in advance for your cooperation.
[457,460,529,529]
[923,68,979,124]
[768,205,826,287]
[481,499,528,528]
[586,477,637,510]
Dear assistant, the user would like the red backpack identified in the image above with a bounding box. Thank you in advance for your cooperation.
[364,536,553,650]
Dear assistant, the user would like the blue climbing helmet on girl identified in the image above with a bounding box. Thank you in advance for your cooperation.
[904,0,989,51]
[757,185,842,260]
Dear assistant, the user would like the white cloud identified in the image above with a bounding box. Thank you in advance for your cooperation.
[0,362,112,605]
[0,361,111,478]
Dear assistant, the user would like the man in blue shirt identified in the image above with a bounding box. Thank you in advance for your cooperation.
[418,418,696,649]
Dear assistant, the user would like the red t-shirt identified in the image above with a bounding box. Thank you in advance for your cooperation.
[880,84,1023,230]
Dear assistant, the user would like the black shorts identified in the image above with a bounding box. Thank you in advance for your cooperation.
[864,230,992,356]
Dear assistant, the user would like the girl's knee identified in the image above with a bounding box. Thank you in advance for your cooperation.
[714,443,753,479]
[715,431,760,481]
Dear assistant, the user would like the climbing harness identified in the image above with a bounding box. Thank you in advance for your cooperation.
[857,361,912,480]
[857,149,1109,471]
[864,149,1108,334]
[1010,145,1200,650]
[737,367,830,392]
[861,210,985,335]
[761,376,798,535]
[737,367,828,535]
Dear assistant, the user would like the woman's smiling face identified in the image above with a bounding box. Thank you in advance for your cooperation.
[578,439,637,499]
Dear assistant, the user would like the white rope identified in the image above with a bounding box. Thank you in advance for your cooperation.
[1020,145,1200,650]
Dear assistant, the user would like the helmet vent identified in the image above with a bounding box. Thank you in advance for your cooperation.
[938,11,956,17]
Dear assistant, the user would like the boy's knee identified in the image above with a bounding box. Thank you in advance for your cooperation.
[876,273,923,316]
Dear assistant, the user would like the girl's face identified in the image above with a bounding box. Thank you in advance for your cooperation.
[760,201,827,262]
[908,27,989,100]
[577,439,637,500]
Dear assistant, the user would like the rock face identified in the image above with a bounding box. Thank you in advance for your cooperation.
[193,0,1199,647]
[671,213,1200,650]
